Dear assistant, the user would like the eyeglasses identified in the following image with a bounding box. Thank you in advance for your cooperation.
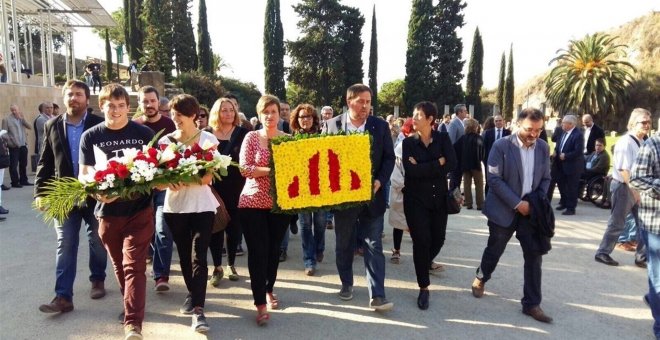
[198,114,208,119]
[298,115,313,120]
[637,121,651,126]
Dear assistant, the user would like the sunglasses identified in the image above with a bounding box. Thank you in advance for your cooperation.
[198,114,208,118]
[298,115,313,120]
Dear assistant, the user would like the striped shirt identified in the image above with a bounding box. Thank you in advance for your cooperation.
[630,135,660,234]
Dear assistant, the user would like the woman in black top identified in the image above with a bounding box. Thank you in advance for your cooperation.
[207,97,249,285]
[402,101,456,310]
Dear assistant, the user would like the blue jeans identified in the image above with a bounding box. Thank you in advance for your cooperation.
[618,213,637,243]
[334,207,387,299]
[55,206,107,301]
[300,211,326,269]
[280,227,290,251]
[597,180,646,261]
[151,191,172,280]
[326,211,334,225]
[642,228,660,339]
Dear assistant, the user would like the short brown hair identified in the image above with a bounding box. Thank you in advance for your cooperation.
[346,84,372,102]
[63,80,90,99]
[464,118,480,134]
[209,98,240,129]
[169,94,200,118]
[256,95,280,115]
[98,84,129,108]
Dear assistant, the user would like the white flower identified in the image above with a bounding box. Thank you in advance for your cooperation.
[159,146,177,164]
[121,148,140,164]
[214,154,232,169]
[201,139,217,151]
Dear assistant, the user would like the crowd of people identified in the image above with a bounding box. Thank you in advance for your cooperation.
[2,79,658,339]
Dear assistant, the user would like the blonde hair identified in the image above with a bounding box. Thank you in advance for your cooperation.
[209,98,239,129]
[256,95,280,115]
[464,118,480,134]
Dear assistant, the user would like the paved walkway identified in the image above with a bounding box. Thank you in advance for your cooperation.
[0,183,654,339]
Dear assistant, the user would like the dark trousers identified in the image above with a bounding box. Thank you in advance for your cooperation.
[209,208,241,267]
[165,212,214,309]
[98,207,154,328]
[92,75,102,93]
[558,171,580,210]
[239,208,290,306]
[404,200,448,288]
[476,216,543,309]
[392,228,403,250]
[8,145,27,185]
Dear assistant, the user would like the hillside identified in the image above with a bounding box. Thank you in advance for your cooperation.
[513,11,659,125]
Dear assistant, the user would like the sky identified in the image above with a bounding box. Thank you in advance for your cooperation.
[76,0,657,92]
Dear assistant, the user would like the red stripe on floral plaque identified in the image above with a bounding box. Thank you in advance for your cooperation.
[328,149,341,192]
[308,152,321,195]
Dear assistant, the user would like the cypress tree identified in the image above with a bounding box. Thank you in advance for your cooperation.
[123,0,130,56]
[197,0,213,74]
[430,0,466,110]
[264,0,286,100]
[171,0,198,73]
[339,6,365,105]
[404,0,435,111]
[368,5,378,116]
[141,0,174,79]
[128,0,144,61]
[504,45,515,119]
[465,27,483,120]
[496,51,505,114]
[104,29,114,80]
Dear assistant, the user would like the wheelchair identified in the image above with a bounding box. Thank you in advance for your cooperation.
[579,174,611,209]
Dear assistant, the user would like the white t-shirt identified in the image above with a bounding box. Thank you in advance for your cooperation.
[159,130,220,213]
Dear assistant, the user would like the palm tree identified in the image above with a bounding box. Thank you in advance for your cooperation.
[545,33,635,117]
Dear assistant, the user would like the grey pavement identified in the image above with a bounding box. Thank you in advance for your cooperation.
[0,182,654,339]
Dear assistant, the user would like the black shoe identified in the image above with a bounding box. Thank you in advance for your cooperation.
[279,250,287,262]
[555,205,566,211]
[595,253,619,266]
[635,259,648,268]
[236,244,244,256]
[290,223,298,235]
[118,311,125,324]
[0,206,8,214]
[1,184,10,191]
[0,216,6,221]
[417,290,429,310]
[180,294,194,314]
[561,209,575,215]
[11,184,22,188]
[20,181,33,186]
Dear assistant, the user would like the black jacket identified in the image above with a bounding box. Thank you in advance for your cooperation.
[524,190,555,255]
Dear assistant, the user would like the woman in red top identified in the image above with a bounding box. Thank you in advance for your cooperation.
[238,95,290,326]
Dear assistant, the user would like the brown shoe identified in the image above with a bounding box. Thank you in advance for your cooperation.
[471,277,485,298]
[90,281,106,299]
[523,306,553,323]
[39,296,74,313]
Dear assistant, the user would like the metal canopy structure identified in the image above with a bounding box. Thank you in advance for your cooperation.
[1,0,116,86]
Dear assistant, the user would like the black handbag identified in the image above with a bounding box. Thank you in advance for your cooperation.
[447,187,462,214]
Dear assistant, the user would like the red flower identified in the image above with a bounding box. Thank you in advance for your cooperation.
[183,149,193,159]
[147,147,158,159]
[94,170,106,182]
[159,144,169,151]
[204,152,214,161]
[288,176,300,198]
[116,164,129,179]
[190,143,202,153]
[107,160,119,169]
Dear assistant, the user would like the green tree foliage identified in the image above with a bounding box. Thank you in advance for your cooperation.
[127,0,144,61]
[339,6,365,104]
[172,0,198,73]
[93,10,125,46]
[287,0,363,109]
[430,0,466,109]
[404,0,466,111]
[404,0,435,110]
[173,72,223,108]
[197,0,213,74]
[545,33,635,117]
[466,27,483,120]
[104,29,114,80]
[141,0,174,79]
[264,0,286,100]
[379,79,406,117]
[368,5,378,116]
[503,46,515,119]
[123,0,130,55]
[221,77,263,117]
[496,52,505,114]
